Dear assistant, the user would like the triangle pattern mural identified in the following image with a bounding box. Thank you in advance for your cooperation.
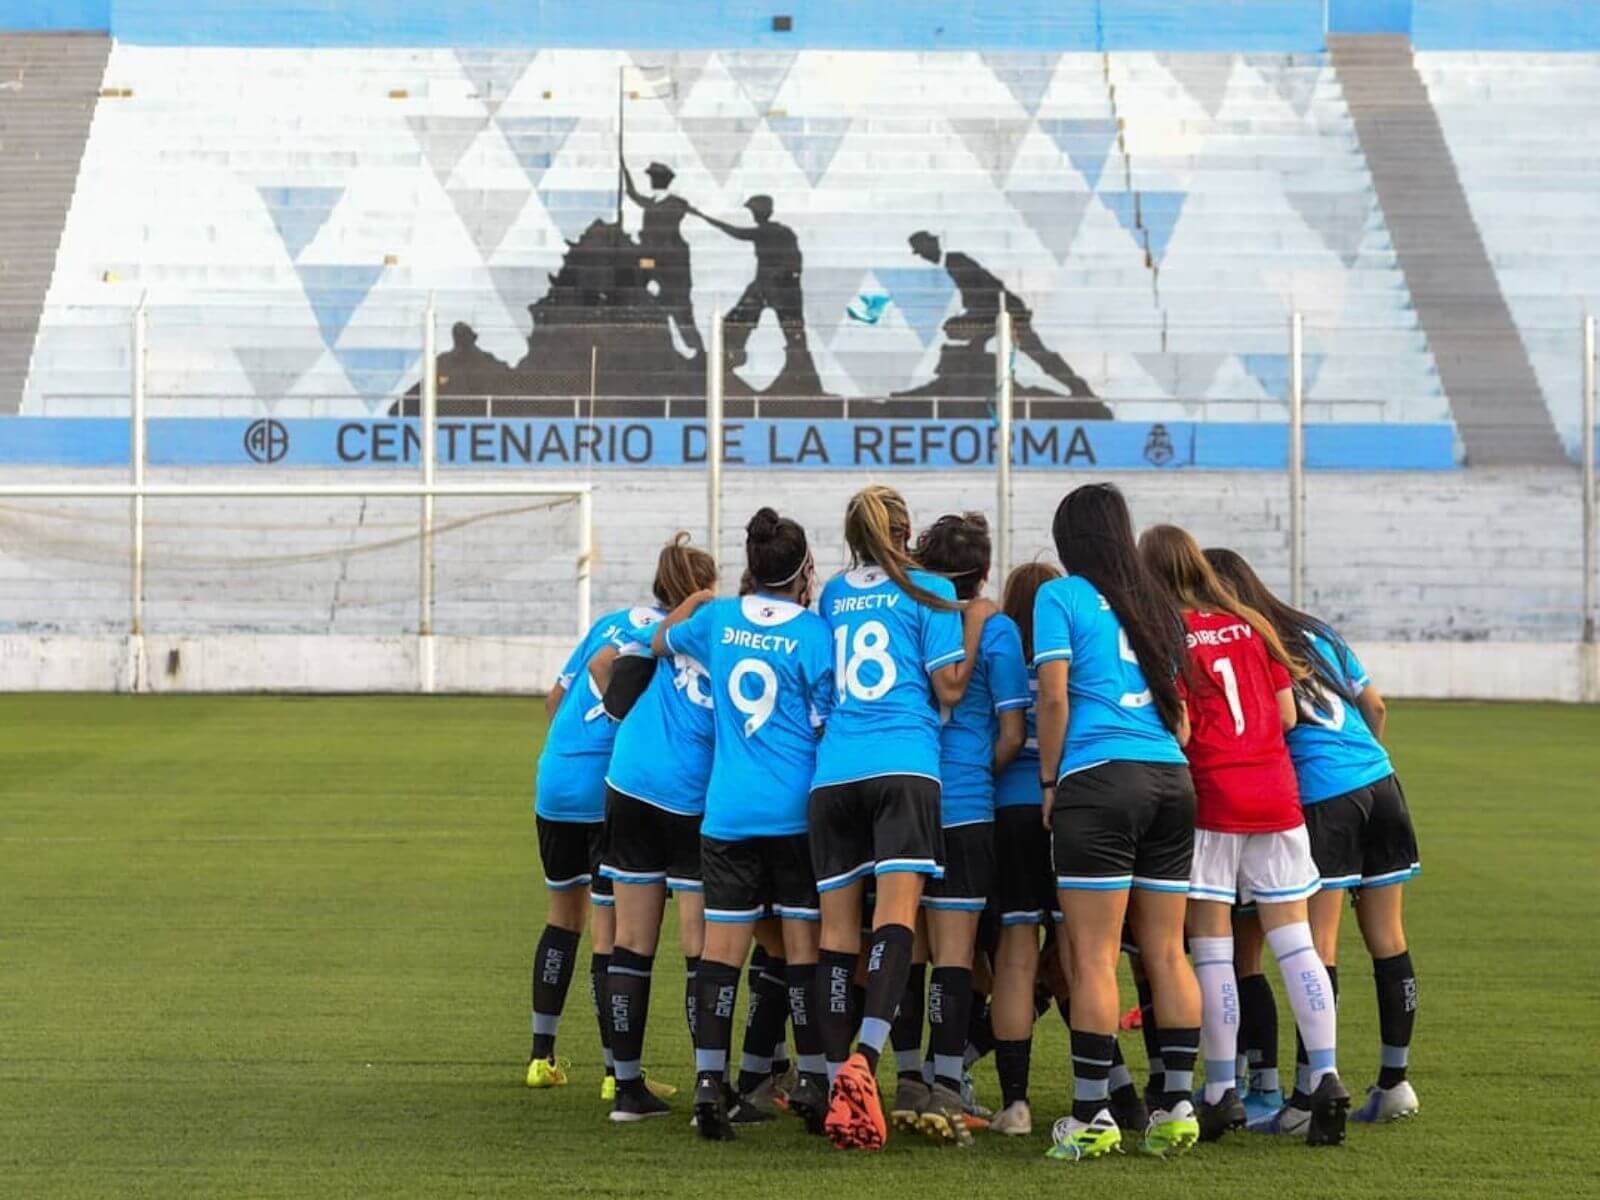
[233,345,324,402]
[874,266,957,349]
[540,188,622,245]
[629,51,710,114]
[1100,190,1188,266]
[679,116,762,187]
[950,118,1031,188]
[447,189,529,260]
[1159,54,1235,118]
[1268,63,1321,119]
[723,51,797,115]
[497,116,581,191]
[1037,119,1119,191]
[1240,352,1328,400]
[454,49,537,114]
[980,53,1061,117]
[334,347,421,399]
[1007,190,1094,264]
[258,186,342,262]
[1284,190,1372,268]
[406,115,491,188]
[768,116,851,187]
[294,264,385,350]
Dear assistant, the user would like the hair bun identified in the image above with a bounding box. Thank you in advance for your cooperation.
[746,507,781,542]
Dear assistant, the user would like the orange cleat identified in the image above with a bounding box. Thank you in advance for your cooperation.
[823,1053,888,1151]
[1119,1005,1143,1031]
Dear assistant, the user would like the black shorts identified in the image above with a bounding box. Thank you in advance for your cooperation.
[1303,773,1420,891]
[1050,761,1196,893]
[537,815,603,891]
[599,786,703,892]
[702,833,819,923]
[924,822,995,912]
[809,774,943,893]
[993,806,1057,926]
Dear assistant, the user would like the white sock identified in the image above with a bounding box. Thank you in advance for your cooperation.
[1267,922,1338,1089]
[1191,936,1238,1104]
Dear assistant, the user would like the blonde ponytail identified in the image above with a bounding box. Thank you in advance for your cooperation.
[843,486,961,611]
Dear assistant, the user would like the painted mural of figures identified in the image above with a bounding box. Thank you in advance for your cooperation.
[692,194,824,393]
[901,230,1098,403]
[622,160,705,358]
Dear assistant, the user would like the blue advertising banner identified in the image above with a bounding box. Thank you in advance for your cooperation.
[0,417,1459,471]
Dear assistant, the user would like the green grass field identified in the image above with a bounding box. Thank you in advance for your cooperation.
[3,696,1598,1198]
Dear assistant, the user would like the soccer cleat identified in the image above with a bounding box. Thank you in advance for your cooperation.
[890,1076,931,1133]
[1352,1080,1419,1124]
[642,1070,678,1100]
[989,1100,1033,1137]
[600,1073,615,1102]
[960,1071,993,1127]
[1140,1100,1200,1158]
[916,1082,973,1147]
[1109,1090,1148,1137]
[1307,1072,1351,1147]
[728,1083,774,1126]
[1242,1086,1284,1126]
[693,1077,738,1141]
[525,1057,570,1089]
[1251,1098,1311,1135]
[1197,1089,1247,1142]
[786,1072,829,1136]
[609,1079,672,1123]
[740,1074,781,1116]
[1045,1110,1122,1161]
[1119,1004,1143,1031]
[824,1052,889,1151]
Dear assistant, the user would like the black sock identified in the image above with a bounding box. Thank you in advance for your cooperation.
[966,994,995,1065]
[856,924,914,1071]
[1135,972,1162,1092]
[1373,952,1417,1088]
[589,951,613,1075]
[684,955,701,1045]
[530,925,580,1060]
[1237,973,1278,1089]
[607,947,654,1086]
[1294,964,1337,1101]
[786,960,824,1075]
[1070,1029,1116,1123]
[1160,1027,1199,1110]
[817,949,858,1073]
[928,966,973,1090]
[694,960,740,1088]
[850,983,866,1036]
[995,1037,1032,1108]
[738,951,789,1093]
[890,961,927,1078]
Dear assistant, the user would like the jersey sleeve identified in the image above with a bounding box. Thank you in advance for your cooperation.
[664,602,714,663]
[1337,638,1371,691]
[987,620,1032,712]
[1032,582,1073,666]
[555,629,594,690]
[805,620,836,730]
[918,575,965,672]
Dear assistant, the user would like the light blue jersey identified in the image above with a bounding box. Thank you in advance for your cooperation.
[605,626,716,817]
[1287,630,1393,804]
[994,663,1042,809]
[812,566,965,789]
[940,614,1031,826]
[667,594,835,840]
[535,605,665,822]
[1033,574,1187,779]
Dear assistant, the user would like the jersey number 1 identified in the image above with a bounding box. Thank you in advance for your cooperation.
[1211,656,1246,735]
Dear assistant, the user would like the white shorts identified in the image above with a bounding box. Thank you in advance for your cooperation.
[1189,825,1320,906]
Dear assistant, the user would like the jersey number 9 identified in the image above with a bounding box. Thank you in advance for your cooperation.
[729,658,778,736]
[835,620,896,703]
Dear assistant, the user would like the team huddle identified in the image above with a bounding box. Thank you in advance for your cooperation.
[526,482,1421,1160]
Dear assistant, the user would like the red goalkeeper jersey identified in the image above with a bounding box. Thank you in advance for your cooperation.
[1178,610,1302,833]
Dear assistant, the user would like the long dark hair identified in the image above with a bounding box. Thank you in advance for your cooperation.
[843,485,960,611]
[914,511,991,601]
[745,507,810,591]
[1002,561,1061,664]
[1051,484,1186,732]
[1203,547,1358,707]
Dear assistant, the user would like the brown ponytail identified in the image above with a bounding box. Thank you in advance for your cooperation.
[843,485,961,611]
[1137,524,1309,680]
[652,531,717,609]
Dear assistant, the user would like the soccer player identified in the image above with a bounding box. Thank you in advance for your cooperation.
[1206,549,1421,1127]
[1033,484,1201,1163]
[809,485,988,1151]
[988,562,1059,1135]
[644,507,836,1140]
[902,512,1029,1145]
[597,534,718,1123]
[1140,525,1350,1148]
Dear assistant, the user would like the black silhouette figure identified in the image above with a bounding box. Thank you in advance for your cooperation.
[623,160,705,358]
[694,194,824,395]
[897,230,1104,413]
[435,322,517,397]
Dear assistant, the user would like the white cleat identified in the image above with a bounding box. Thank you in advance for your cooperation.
[1250,1101,1311,1135]
[1352,1080,1419,1123]
[989,1100,1033,1136]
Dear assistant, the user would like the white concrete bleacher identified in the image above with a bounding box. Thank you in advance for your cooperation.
[1419,52,1600,454]
[24,45,1446,425]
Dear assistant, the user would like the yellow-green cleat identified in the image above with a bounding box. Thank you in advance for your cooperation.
[601,1069,675,1102]
[1045,1110,1122,1161]
[525,1057,570,1089]
[1139,1101,1200,1158]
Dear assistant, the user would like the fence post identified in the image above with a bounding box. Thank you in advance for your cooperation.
[707,309,724,571]
[128,298,148,693]
[419,296,437,693]
[1583,315,1597,701]
[995,308,1014,594]
[1289,310,1306,609]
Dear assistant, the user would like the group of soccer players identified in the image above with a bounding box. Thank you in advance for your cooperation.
[525,482,1421,1160]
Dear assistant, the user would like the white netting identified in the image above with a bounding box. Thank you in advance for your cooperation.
[0,492,585,636]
